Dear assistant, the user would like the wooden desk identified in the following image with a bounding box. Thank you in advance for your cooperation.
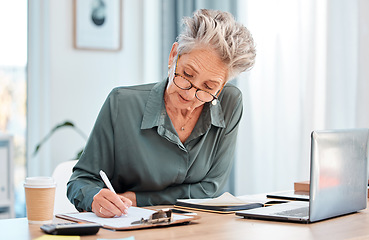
[2,203,369,240]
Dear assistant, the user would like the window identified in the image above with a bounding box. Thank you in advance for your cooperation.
[0,1,28,217]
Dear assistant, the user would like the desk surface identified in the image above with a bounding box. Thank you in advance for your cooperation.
[2,202,369,240]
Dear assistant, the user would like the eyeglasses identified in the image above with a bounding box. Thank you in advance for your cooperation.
[173,55,221,103]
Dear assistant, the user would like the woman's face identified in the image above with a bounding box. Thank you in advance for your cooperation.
[166,45,228,111]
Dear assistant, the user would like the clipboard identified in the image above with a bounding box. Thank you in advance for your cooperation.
[56,207,199,230]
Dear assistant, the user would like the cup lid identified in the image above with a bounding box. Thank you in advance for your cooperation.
[24,176,56,188]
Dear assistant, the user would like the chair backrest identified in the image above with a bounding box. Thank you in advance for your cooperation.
[52,160,78,214]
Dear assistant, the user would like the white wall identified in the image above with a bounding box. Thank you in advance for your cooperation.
[27,0,161,176]
[357,0,369,127]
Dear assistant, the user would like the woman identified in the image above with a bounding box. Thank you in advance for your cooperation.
[67,9,256,218]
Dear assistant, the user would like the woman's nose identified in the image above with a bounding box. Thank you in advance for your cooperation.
[185,87,197,99]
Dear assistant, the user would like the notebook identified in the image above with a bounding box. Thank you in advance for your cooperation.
[175,192,264,214]
[236,128,369,223]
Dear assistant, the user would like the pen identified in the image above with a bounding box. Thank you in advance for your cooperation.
[99,170,128,216]
[99,170,116,194]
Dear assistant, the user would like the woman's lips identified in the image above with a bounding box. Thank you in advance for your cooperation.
[178,93,190,103]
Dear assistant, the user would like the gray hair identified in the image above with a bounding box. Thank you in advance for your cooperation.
[177,9,256,81]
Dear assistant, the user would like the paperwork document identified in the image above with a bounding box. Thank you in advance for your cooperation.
[175,192,264,213]
[57,207,197,230]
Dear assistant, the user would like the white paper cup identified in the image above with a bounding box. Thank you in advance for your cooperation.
[24,177,56,224]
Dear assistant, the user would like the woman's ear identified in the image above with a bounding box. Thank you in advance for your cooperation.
[168,42,179,67]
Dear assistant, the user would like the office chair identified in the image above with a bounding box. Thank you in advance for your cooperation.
[52,160,78,214]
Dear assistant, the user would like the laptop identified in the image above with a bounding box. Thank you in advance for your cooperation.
[236,128,369,223]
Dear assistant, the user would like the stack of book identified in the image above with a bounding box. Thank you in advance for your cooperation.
[294,180,310,192]
[294,180,369,197]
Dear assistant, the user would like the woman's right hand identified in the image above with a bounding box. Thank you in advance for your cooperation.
[91,188,132,218]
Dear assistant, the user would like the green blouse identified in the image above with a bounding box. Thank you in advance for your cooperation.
[67,79,243,211]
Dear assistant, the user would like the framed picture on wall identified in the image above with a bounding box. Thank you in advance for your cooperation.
[74,0,122,51]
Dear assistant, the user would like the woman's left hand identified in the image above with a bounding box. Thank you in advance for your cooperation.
[119,191,137,207]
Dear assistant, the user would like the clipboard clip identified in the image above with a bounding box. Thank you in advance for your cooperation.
[131,209,173,225]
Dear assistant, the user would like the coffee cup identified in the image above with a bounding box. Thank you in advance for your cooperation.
[24,177,56,224]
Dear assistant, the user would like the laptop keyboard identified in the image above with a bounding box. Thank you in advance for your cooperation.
[274,207,309,217]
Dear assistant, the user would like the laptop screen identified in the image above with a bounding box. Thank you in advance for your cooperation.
[309,128,369,222]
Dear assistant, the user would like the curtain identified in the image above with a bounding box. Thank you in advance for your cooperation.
[235,0,367,195]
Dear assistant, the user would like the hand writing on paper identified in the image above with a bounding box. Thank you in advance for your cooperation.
[92,189,132,218]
